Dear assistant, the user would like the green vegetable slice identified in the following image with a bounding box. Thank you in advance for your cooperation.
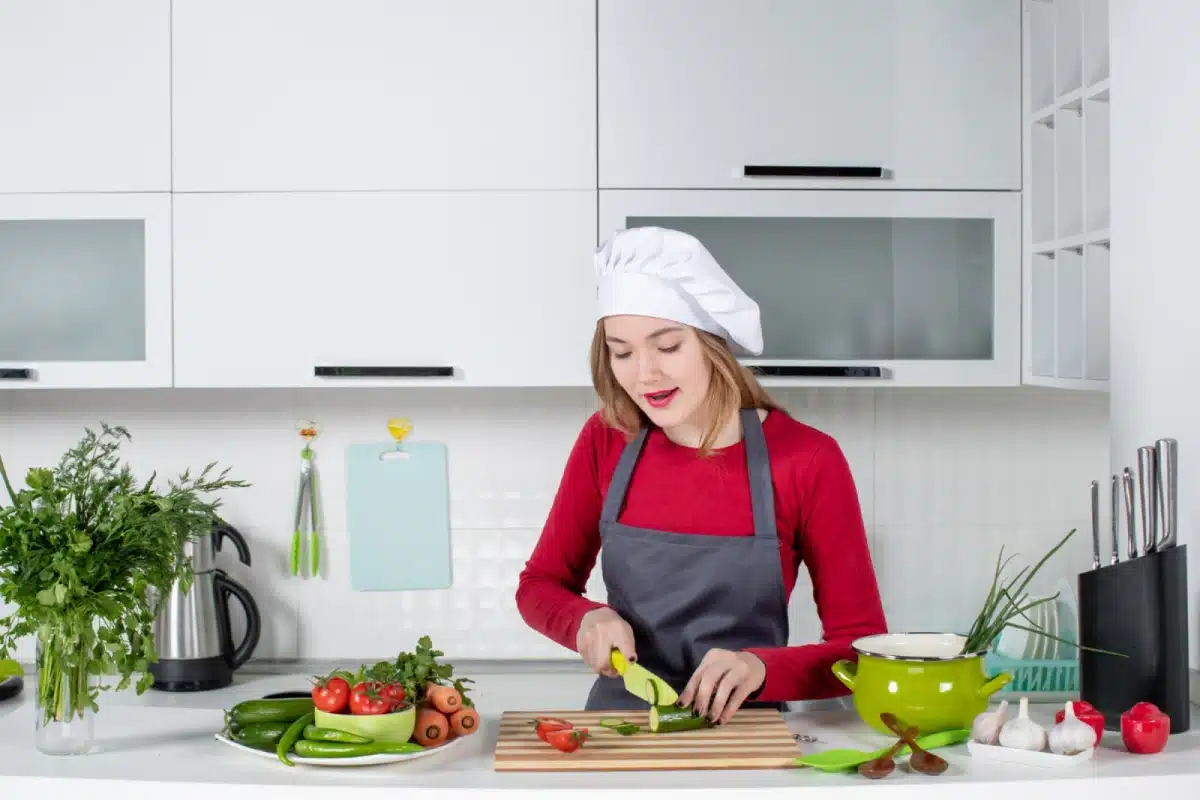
[648,705,711,733]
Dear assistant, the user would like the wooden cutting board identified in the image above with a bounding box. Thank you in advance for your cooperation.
[493,708,801,772]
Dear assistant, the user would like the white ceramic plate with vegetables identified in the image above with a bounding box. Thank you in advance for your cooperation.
[214,731,468,767]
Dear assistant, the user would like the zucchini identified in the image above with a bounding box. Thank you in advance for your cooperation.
[292,739,425,758]
[648,705,711,733]
[232,721,291,751]
[229,697,315,726]
[302,724,372,744]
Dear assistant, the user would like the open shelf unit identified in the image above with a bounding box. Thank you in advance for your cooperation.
[1023,0,1110,391]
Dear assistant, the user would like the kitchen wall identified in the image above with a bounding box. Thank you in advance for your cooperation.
[0,385,1108,663]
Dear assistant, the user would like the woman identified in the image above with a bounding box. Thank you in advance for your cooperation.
[515,226,887,724]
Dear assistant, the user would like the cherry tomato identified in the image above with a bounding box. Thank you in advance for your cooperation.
[311,675,350,714]
[546,727,588,753]
[349,681,392,715]
[379,682,407,709]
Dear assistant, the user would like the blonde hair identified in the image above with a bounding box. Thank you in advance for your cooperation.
[589,321,783,457]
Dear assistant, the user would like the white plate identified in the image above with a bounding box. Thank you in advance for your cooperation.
[968,739,1094,768]
[214,732,468,767]
[1054,577,1079,660]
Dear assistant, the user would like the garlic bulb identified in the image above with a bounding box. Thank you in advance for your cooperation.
[998,696,1048,751]
[1048,700,1094,755]
[971,699,1010,744]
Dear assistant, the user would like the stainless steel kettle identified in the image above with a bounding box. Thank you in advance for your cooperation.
[149,521,262,691]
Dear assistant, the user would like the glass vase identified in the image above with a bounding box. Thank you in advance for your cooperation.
[34,629,95,755]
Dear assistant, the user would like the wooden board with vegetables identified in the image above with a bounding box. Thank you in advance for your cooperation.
[493,708,800,772]
[218,636,480,767]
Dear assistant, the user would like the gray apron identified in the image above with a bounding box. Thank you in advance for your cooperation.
[584,408,790,712]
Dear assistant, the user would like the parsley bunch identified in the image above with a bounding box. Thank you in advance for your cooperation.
[0,423,248,725]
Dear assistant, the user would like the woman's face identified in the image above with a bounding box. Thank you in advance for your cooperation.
[603,315,711,432]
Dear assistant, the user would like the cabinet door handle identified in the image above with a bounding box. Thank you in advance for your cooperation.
[742,165,886,179]
[0,368,32,380]
[313,366,455,378]
[748,365,882,378]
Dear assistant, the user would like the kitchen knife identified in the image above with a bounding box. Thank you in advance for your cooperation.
[1109,475,1120,565]
[1137,446,1159,554]
[1090,479,1100,570]
[1122,467,1138,559]
[610,648,679,707]
[1155,438,1178,549]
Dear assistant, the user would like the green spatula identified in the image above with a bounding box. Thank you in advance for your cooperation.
[793,728,970,772]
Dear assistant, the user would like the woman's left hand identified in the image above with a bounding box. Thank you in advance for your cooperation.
[678,649,766,725]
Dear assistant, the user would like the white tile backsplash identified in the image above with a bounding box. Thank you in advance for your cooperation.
[0,385,1108,663]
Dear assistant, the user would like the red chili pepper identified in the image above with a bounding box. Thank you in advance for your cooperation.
[1120,702,1170,754]
[546,727,589,753]
[1055,700,1105,746]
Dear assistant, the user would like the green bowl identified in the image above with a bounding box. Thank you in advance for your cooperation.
[314,704,416,743]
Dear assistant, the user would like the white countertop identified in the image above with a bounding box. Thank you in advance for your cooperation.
[2,664,1199,799]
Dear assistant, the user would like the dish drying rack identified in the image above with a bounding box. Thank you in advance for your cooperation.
[984,638,1080,695]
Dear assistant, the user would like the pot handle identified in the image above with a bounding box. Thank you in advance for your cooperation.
[831,660,857,691]
[978,672,1013,698]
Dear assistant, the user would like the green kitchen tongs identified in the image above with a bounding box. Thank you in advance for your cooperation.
[292,423,321,577]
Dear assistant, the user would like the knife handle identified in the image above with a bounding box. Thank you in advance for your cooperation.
[1090,479,1100,570]
[1137,446,1158,554]
[1109,475,1121,564]
[1122,467,1138,559]
[1155,438,1178,549]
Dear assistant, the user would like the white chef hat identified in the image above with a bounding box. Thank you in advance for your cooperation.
[594,226,763,356]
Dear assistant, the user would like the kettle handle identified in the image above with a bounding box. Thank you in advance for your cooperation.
[213,569,262,670]
[213,521,253,567]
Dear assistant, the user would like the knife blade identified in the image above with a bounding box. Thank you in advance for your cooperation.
[1122,467,1138,559]
[1155,438,1178,549]
[1109,474,1120,565]
[1137,446,1158,554]
[1090,479,1100,570]
[610,648,679,707]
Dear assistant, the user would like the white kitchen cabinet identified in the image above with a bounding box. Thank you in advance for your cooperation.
[1022,0,1110,390]
[598,0,1021,191]
[0,1,170,193]
[600,190,1021,387]
[0,193,173,389]
[171,0,596,192]
[172,192,596,388]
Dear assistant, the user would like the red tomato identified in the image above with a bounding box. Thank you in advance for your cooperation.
[379,682,407,709]
[311,676,350,714]
[349,681,392,715]
[546,727,588,753]
[1121,702,1170,754]
[532,717,573,742]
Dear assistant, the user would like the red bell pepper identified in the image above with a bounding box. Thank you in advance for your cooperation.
[1120,702,1170,754]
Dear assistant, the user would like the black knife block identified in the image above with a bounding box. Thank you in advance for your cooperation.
[1077,543,1190,733]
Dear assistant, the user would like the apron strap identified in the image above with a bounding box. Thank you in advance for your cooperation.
[740,408,779,541]
[600,425,650,523]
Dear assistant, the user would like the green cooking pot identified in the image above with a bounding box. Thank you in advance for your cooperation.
[832,633,1012,736]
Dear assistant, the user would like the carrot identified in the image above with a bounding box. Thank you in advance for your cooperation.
[424,682,462,714]
[449,706,479,736]
[413,707,450,746]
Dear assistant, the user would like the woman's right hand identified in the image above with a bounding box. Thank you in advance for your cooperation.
[575,607,637,677]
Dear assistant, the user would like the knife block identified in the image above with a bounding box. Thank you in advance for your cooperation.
[1076,543,1190,733]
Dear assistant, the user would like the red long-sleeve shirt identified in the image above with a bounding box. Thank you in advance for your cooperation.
[515,408,888,703]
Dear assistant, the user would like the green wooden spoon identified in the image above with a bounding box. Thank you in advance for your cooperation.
[794,728,971,772]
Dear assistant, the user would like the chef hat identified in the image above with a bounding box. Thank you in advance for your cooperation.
[593,226,763,356]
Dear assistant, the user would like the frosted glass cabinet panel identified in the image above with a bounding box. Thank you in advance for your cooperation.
[0,194,172,388]
[599,191,1021,386]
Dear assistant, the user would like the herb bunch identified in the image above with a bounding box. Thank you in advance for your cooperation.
[963,527,1123,658]
[0,423,248,723]
[342,635,475,708]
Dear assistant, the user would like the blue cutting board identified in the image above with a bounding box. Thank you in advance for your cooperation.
[345,440,452,591]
